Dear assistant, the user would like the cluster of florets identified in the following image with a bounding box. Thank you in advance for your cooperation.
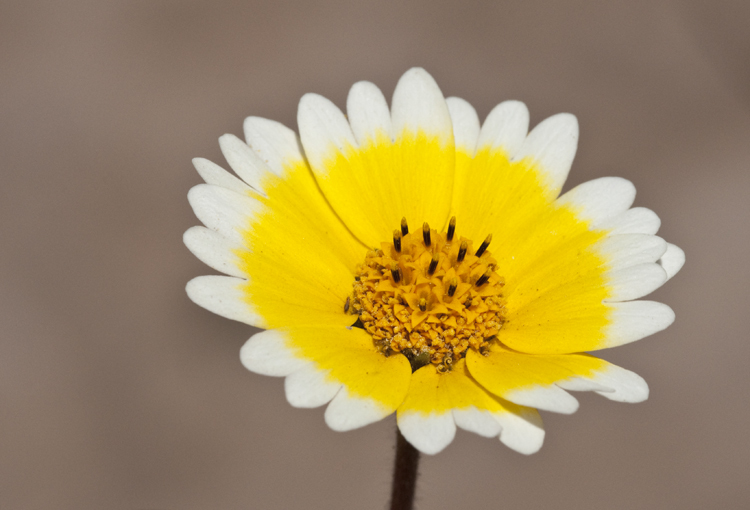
[347,218,506,373]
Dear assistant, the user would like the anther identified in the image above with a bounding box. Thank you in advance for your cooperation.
[447,216,456,241]
[457,241,468,262]
[418,298,427,312]
[344,296,350,313]
[393,229,402,252]
[401,217,409,236]
[391,264,402,284]
[422,222,431,247]
[448,277,458,297]
[475,268,492,287]
[428,253,439,275]
[475,234,493,257]
[464,296,472,308]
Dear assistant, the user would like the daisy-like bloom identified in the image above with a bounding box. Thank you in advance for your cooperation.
[185,68,684,455]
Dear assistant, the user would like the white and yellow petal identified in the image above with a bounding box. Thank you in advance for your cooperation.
[242,116,302,177]
[446,96,481,214]
[446,96,480,155]
[241,326,411,430]
[466,344,648,414]
[511,112,578,197]
[186,128,366,329]
[298,68,455,247]
[446,127,678,354]
[397,360,545,455]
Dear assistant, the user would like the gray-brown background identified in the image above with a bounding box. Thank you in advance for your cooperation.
[2,1,748,508]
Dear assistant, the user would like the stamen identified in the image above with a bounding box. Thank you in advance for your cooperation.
[351,218,506,374]
[457,241,468,262]
[475,234,493,257]
[448,277,458,297]
[428,253,439,275]
[447,216,456,241]
[391,264,402,283]
[475,268,492,287]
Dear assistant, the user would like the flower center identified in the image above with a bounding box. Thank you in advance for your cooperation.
[346,217,507,373]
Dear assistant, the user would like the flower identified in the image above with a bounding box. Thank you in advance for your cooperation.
[185,68,684,455]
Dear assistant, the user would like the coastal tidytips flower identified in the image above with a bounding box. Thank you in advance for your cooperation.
[185,68,684,455]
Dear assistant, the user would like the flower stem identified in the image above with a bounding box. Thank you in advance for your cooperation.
[389,428,420,510]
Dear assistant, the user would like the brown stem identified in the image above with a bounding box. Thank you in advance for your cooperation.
[389,428,420,510]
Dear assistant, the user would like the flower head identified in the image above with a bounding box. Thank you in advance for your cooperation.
[185,68,684,455]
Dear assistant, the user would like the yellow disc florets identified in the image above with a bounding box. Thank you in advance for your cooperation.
[346,217,507,373]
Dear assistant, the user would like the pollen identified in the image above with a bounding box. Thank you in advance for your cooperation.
[347,217,507,373]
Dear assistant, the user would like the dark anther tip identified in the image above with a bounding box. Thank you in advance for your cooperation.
[422,222,431,247]
[428,253,439,275]
[391,265,402,283]
[393,229,402,252]
[475,234,492,257]
[401,217,409,236]
[457,241,468,262]
[447,216,456,241]
[475,268,492,287]
[448,277,458,297]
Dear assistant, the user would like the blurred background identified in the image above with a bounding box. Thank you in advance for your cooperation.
[1,1,748,508]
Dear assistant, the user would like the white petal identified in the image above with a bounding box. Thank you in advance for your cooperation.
[591,364,649,403]
[453,408,502,438]
[598,234,668,268]
[192,157,253,194]
[284,364,341,408]
[219,134,274,194]
[243,116,302,176]
[397,411,456,455]
[598,206,661,235]
[476,100,529,158]
[494,409,545,455]
[347,81,393,145]
[658,243,685,281]
[185,275,264,327]
[446,96,480,155]
[324,387,391,431]
[503,384,579,414]
[513,113,578,194]
[557,377,612,392]
[391,68,453,144]
[558,177,636,226]
[187,184,261,245]
[604,300,675,348]
[298,93,357,174]
[239,329,308,377]
[183,226,245,278]
[604,263,668,302]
